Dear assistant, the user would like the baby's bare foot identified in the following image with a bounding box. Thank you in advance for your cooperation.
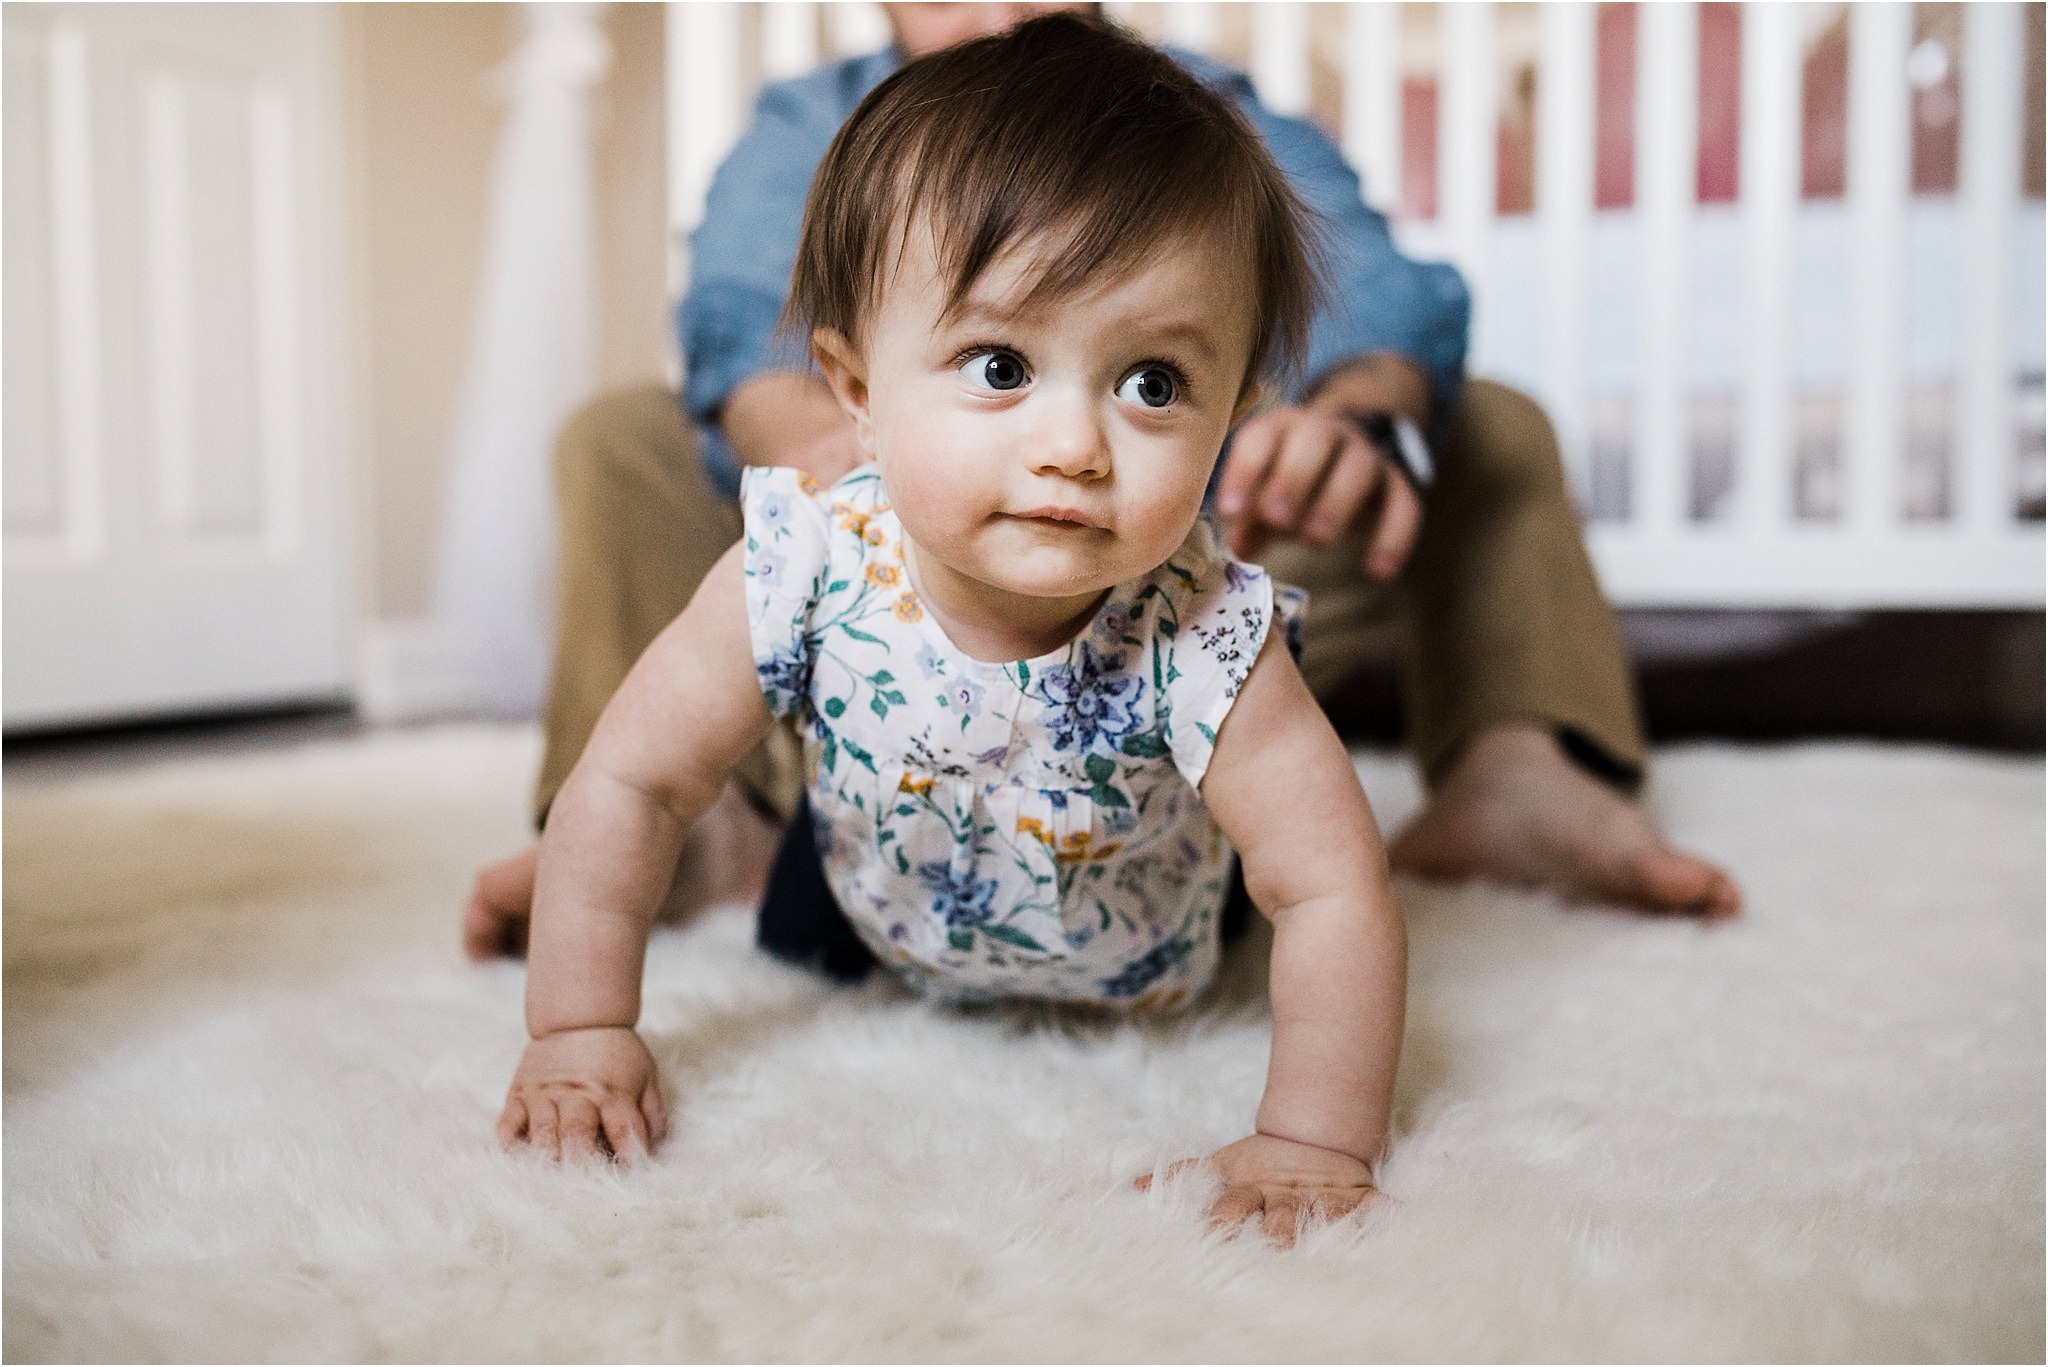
[461,782,783,961]
[1387,725,1742,918]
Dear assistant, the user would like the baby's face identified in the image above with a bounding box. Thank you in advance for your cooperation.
[825,221,1259,606]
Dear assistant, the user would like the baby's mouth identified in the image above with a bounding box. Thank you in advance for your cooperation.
[1009,506,1105,530]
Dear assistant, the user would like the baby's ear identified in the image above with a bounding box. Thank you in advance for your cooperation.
[810,327,873,439]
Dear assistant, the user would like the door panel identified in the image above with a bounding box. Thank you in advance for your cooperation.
[4,4,353,731]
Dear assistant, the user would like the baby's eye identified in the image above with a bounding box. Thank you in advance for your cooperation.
[1116,367,1178,409]
[961,350,1028,392]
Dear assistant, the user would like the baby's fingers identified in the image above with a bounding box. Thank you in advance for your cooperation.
[1260,1191,1303,1247]
[1132,1157,1203,1192]
[527,1097,562,1158]
[559,1096,605,1163]
[1205,1183,1263,1231]
[495,1095,530,1150]
[639,1077,669,1148]
[600,1097,651,1165]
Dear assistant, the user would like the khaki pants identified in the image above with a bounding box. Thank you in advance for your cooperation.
[533,381,1646,826]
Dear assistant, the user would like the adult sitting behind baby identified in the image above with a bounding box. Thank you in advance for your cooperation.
[502,14,1406,1240]
[464,2,1738,964]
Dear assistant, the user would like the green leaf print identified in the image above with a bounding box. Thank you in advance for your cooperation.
[871,669,894,685]
[1084,753,1116,784]
[1120,731,1168,759]
[822,734,839,773]
[1015,661,1030,690]
[948,929,975,953]
[841,738,878,772]
[841,625,884,646]
[824,697,846,718]
[1195,722,1216,745]
[884,690,907,705]
[982,923,1046,953]
[1091,783,1130,809]
[825,579,849,594]
[870,694,890,719]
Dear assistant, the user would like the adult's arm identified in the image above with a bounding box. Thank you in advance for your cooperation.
[1175,51,1472,423]
[676,59,890,494]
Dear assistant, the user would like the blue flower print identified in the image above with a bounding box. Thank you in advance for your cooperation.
[915,641,948,679]
[755,490,792,532]
[1035,641,1144,754]
[1094,600,1136,644]
[916,860,999,929]
[750,550,791,593]
[940,676,985,721]
[1098,938,1189,998]
[757,645,811,710]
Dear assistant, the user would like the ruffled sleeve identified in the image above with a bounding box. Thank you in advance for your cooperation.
[1154,519,1308,791]
[740,466,833,719]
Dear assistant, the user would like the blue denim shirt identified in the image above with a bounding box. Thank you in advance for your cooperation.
[678,46,1470,499]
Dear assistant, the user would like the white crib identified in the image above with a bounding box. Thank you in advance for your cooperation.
[664,2,2044,610]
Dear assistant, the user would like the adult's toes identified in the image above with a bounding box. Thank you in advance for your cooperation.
[1631,848,1742,917]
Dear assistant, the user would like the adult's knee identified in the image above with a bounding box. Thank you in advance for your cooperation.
[1443,379,1572,504]
[552,384,695,500]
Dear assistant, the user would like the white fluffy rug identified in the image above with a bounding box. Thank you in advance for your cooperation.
[4,725,2041,1361]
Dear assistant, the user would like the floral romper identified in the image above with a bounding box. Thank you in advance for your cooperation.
[742,466,1305,1010]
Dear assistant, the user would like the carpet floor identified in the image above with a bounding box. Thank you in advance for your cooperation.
[3,725,2041,1361]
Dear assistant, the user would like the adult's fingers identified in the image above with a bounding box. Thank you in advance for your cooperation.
[1214,413,1285,528]
[600,1096,650,1165]
[1299,433,1382,547]
[1253,422,1345,540]
[495,1095,530,1150]
[640,1077,669,1148]
[1360,473,1425,582]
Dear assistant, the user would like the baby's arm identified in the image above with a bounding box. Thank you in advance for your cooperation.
[498,542,774,1162]
[1148,632,1407,1241]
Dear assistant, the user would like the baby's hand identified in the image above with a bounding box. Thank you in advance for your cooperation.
[497,1025,668,1164]
[1135,1132,1377,1247]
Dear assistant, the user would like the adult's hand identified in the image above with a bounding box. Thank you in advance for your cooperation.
[721,370,865,484]
[1214,353,1433,582]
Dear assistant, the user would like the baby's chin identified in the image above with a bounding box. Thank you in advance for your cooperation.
[963,540,1136,601]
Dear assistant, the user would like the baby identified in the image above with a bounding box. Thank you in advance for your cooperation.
[499,13,1407,1241]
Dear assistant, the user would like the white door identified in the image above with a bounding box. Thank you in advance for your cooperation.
[3,3,354,731]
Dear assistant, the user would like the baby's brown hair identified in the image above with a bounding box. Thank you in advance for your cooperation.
[784,11,1322,398]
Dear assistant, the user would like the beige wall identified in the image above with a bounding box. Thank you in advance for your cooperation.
[343,2,669,623]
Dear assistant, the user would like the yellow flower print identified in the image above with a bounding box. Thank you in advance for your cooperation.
[896,772,935,796]
[864,524,887,546]
[865,562,901,588]
[1055,831,1122,864]
[1015,816,1053,845]
[798,472,822,494]
[894,594,923,622]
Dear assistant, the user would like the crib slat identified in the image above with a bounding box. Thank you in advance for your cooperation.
[1250,2,1311,118]
[1844,4,1911,535]
[1634,1,1697,534]
[1344,3,1402,218]
[669,1,743,273]
[1538,2,1596,508]
[1161,2,1220,55]
[1735,0,1801,534]
[760,2,819,82]
[1439,2,1497,352]
[1958,3,2023,533]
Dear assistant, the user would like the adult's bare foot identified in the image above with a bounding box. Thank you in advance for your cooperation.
[461,781,783,961]
[1387,724,1742,918]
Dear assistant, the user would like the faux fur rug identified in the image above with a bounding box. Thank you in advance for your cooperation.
[4,725,2041,1362]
